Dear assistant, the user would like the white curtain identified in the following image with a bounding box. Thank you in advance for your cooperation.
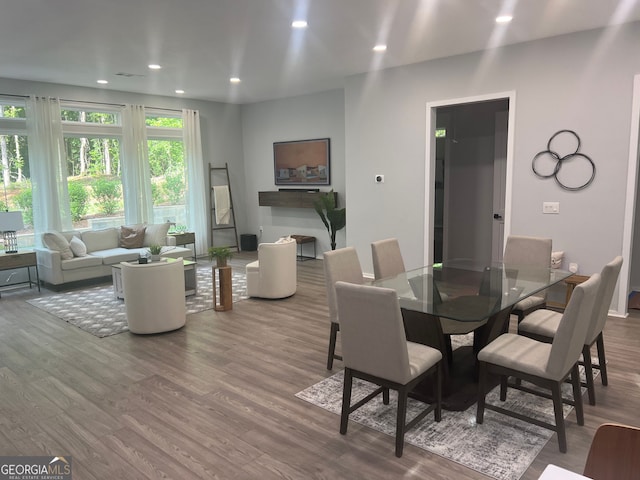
[26,96,71,243]
[183,109,208,257]
[121,105,153,224]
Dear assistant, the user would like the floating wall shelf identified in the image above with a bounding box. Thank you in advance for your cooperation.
[258,191,338,209]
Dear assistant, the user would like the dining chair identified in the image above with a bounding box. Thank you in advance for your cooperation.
[335,281,442,457]
[583,423,640,479]
[323,247,364,370]
[476,273,601,453]
[503,235,553,322]
[518,256,623,405]
[371,238,406,280]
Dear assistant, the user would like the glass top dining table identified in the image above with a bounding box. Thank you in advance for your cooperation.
[372,258,573,322]
[371,258,573,410]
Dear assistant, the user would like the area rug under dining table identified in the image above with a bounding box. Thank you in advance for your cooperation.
[27,266,248,337]
[296,364,587,480]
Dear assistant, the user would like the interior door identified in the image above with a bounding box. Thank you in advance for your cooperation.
[492,111,508,262]
[433,100,509,265]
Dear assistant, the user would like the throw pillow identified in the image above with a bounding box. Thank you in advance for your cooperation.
[69,235,88,257]
[142,223,171,247]
[43,231,74,260]
[120,225,146,249]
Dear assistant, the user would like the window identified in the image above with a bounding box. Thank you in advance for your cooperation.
[62,106,124,230]
[146,112,186,227]
[0,100,32,248]
[1,99,190,247]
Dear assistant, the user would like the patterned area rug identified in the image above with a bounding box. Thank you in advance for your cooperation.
[27,267,247,337]
[296,368,584,480]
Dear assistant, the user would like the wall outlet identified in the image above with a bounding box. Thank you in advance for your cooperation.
[542,202,560,214]
[259,226,263,234]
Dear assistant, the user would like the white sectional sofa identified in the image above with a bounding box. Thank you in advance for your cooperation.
[35,223,192,286]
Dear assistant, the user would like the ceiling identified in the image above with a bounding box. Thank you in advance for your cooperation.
[2,0,640,105]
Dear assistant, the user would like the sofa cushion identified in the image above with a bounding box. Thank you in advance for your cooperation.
[60,255,103,270]
[43,231,74,260]
[120,225,146,248]
[69,235,88,257]
[143,223,171,247]
[82,228,119,253]
[90,248,140,266]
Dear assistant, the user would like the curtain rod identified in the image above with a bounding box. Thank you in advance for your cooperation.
[0,93,182,113]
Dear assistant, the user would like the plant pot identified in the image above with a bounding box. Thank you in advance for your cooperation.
[216,258,228,268]
[151,255,161,262]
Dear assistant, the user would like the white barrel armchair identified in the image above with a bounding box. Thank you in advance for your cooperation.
[246,237,297,299]
[120,258,186,334]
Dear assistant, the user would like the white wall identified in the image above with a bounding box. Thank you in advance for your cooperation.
[344,23,640,312]
[240,89,345,255]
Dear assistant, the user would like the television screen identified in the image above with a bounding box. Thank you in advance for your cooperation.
[273,138,330,186]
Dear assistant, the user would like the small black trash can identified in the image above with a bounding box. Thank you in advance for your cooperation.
[240,234,258,251]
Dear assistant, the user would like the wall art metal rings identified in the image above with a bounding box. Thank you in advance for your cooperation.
[531,129,595,191]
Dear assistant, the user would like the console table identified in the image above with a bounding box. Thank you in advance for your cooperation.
[290,235,316,261]
[0,251,40,297]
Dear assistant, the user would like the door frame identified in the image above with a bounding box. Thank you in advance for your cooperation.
[424,91,516,265]
[620,74,640,317]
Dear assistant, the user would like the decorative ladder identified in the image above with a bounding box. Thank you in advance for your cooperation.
[209,163,240,251]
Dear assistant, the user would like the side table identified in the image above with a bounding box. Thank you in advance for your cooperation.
[169,232,196,260]
[0,251,40,298]
[213,266,233,311]
[290,235,316,261]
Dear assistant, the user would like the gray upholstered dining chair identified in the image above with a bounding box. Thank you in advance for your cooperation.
[503,235,553,322]
[371,238,406,280]
[323,247,364,370]
[335,281,442,457]
[518,256,623,405]
[476,273,601,453]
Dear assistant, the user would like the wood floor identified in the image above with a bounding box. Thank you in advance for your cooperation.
[0,253,639,479]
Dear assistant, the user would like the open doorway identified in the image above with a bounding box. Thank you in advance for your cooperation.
[424,92,515,265]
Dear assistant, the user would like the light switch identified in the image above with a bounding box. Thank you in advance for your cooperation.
[543,202,560,214]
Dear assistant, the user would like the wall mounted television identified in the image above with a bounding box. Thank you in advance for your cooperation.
[273,138,330,186]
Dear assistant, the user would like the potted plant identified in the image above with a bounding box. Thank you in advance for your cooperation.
[148,244,163,262]
[314,190,345,250]
[208,246,233,268]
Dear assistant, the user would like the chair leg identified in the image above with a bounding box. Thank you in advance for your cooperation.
[476,362,487,424]
[551,382,567,453]
[582,344,596,406]
[499,375,508,401]
[596,333,608,386]
[327,322,339,370]
[571,364,584,426]
[383,387,390,405]
[434,362,442,422]
[395,388,408,457]
[340,368,353,434]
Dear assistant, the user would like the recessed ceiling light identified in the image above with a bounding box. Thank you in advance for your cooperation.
[373,45,387,52]
[175,89,185,94]
[291,20,308,29]
[148,64,162,70]
[96,79,108,84]
[230,77,241,84]
[495,15,513,23]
